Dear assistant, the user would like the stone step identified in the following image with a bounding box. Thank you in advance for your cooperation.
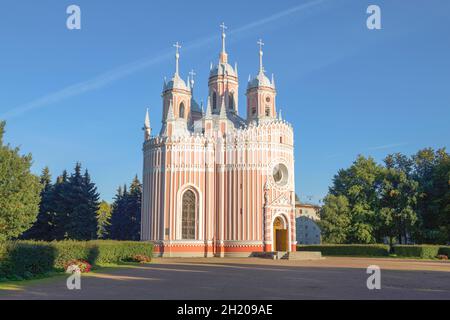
[282,251,322,260]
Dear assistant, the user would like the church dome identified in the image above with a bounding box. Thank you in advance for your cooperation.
[209,62,237,78]
[165,74,190,92]
[248,71,274,89]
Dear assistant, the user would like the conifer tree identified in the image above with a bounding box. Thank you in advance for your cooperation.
[22,167,55,240]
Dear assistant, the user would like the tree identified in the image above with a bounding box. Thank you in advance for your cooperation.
[318,195,351,243]
[21,167,55,240]
[109,185,126,240]
[97,200,111,239]
[329,155,383,243]
[0,121,42,241]
[63,164,99,240]
[51,170,70,240]
[412,148,450,243]
[127,175,142,241]
[377,154,418,245]
[108,176,142,240]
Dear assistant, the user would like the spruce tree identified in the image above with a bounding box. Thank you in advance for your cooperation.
[22,167,55,240]
[63,164,99,240]
[127,176,142,240]
[52,170,70,240]
[108,177,142,240]
[97,200,112,239]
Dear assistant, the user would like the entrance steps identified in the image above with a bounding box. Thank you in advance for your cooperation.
[251,251,322,260]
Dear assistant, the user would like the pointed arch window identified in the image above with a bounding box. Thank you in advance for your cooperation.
[179,102,185,119]
[182,190,196,240]
[212,92,217,110]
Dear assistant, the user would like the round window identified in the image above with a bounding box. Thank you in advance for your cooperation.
[266,96,271,103]
[272,163,289,186]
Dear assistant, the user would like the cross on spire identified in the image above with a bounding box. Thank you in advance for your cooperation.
[189,69,196,90]
[173,41,182,75]
[257,39,265,73]
[189,69,196,81]
[220,22,227,53]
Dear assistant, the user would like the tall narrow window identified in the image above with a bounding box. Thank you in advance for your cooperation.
[182,190,196,240]
[212,92,217,110]
[229,92,234,110]
[265,107,270,117]
[179,102,185,119]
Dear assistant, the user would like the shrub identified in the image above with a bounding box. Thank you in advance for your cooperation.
[393,245,441,259]
[0,240,153,280]
[438,246,450,257]
[297,244,390,256]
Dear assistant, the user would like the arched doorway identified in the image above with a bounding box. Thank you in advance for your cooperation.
[182,190,196,239]
[273,216,288,252]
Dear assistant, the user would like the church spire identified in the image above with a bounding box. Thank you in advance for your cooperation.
[173,41,181,76]
[144,108,151,140]
[257,38,265,74]
[219,22,228,64]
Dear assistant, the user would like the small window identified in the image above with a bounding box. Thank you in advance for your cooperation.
[265,107,270,116]
[266,96,271,103]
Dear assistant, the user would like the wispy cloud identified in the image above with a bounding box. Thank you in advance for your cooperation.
[366,143,409,151]
[1,0,328,120]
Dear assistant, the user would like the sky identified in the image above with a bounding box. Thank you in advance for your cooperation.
[1,0,449,203]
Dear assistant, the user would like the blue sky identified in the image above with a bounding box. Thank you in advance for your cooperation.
[1,0,449,203]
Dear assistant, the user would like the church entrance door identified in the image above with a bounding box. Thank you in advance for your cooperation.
[273,217,288,252]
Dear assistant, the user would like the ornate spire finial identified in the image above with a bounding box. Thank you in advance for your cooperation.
[189,69,196,89]
[278,109,282,121]
[220,22,227,53]
[145,108,151,128]
[257,39,265,74]
[173,41,182,76]
[144,108,151,140]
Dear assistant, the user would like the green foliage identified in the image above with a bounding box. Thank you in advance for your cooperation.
[97,201,112,239]
[0,121,42,241]
[438,246,450,257]
[393,245,442,259]
[318,195,350,243]
[377,154,419,245]
[320,149,449,245]
[323,155,383,244]
[0,240,153,280]
[108,176,142,240]
[21,167,55,241]
[22,163,100,241]
[297,244,390,256]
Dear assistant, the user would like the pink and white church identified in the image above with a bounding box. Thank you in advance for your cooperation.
[141,25,296,257]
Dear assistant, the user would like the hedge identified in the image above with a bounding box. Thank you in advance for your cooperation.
[0,240,153,280]
[297,244,390,257]
[438,246,450,257]
[393,245,450,259]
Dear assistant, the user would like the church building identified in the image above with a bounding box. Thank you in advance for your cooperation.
[141,24,297,257]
